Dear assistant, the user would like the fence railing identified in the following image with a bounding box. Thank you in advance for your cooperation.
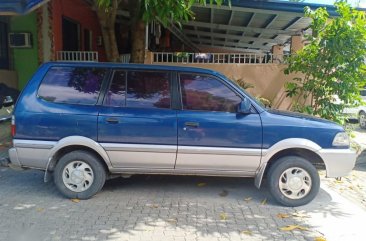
[120,54,131,63]
[56,51,99,62]
[152,52,290,64]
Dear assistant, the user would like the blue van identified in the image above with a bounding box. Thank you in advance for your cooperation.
[8,62,356,206]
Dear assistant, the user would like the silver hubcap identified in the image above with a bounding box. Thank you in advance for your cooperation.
[279,167,312,200]
[360,114,366,127]
[62,161,94,192]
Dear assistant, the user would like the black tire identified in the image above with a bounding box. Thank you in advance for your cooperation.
[54,150,106,199]
[267,156,320,207]
[359,111,366,129]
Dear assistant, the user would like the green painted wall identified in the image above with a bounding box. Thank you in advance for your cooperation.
[10,12,38,90]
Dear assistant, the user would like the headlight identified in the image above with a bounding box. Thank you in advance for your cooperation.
[332,132,350,147]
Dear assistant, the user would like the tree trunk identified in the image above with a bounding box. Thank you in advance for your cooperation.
[128,0,145,63]
[130,20,146,63]
[95,0,120,62]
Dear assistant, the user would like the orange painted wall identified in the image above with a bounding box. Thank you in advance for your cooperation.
[52,0,106,61]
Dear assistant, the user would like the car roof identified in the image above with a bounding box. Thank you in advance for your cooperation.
[44,62,222,76]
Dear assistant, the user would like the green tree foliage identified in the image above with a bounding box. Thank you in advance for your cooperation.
[285,1,366,124]
[97,0,226,26]
[143,0,226,27]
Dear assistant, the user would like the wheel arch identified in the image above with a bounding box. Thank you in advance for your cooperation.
[43,136,111,182]
[49,145,110,172]
[254,138,325,188]
[264,148,325,177]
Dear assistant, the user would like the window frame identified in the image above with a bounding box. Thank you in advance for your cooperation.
[102,69,127,107]
[36,66,109,106]
[178,72,244,113]
[102,69,174,110]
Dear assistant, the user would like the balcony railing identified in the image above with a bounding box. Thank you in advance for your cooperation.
[56,51,98,62]
[152,52,290,64]
[120,54,131,63]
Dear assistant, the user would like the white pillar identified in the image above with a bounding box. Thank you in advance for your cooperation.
[271,45,284,63]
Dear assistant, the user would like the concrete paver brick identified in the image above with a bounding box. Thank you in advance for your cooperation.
[1,167,332,241]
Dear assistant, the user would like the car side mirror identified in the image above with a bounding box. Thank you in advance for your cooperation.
[237,99,252,114]
[3,96,14,107]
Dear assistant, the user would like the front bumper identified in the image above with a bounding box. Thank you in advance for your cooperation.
[317,148,357,177]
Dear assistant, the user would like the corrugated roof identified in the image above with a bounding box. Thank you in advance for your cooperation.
[180,0,366,53]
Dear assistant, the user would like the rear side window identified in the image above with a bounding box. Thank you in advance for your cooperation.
[38,67,107,105]
[104,70,171,109]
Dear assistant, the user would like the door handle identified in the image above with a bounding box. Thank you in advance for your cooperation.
[184,122,199,128]
[106,117,119,124]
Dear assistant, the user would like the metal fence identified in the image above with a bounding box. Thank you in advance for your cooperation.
[152,52,290,64]
[120,54,131,63]
[56,51,99,62]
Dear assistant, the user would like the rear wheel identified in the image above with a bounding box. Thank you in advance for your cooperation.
[54,150,106,199]
[359,111,366,129]
[267,156,320,207]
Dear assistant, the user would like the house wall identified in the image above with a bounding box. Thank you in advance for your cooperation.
[10,12,38,89]
[151,62,297,110]
[52,0,106,61]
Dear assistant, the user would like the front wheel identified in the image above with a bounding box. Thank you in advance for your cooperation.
[267,156,320,207]
[54,150,106,199]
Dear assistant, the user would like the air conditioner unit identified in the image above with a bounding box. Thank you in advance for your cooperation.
[8,32,32,48]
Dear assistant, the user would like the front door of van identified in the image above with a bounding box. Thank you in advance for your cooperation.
[176,73,262,173]
[98,70,177,169]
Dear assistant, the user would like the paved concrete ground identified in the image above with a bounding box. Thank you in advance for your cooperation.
[303,185,366,241]
[320,153,366,210]
[0,167,361,241]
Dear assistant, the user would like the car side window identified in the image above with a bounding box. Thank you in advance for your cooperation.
[179,73,242,112]
[38,67,106,105]
[104,70,171,109]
